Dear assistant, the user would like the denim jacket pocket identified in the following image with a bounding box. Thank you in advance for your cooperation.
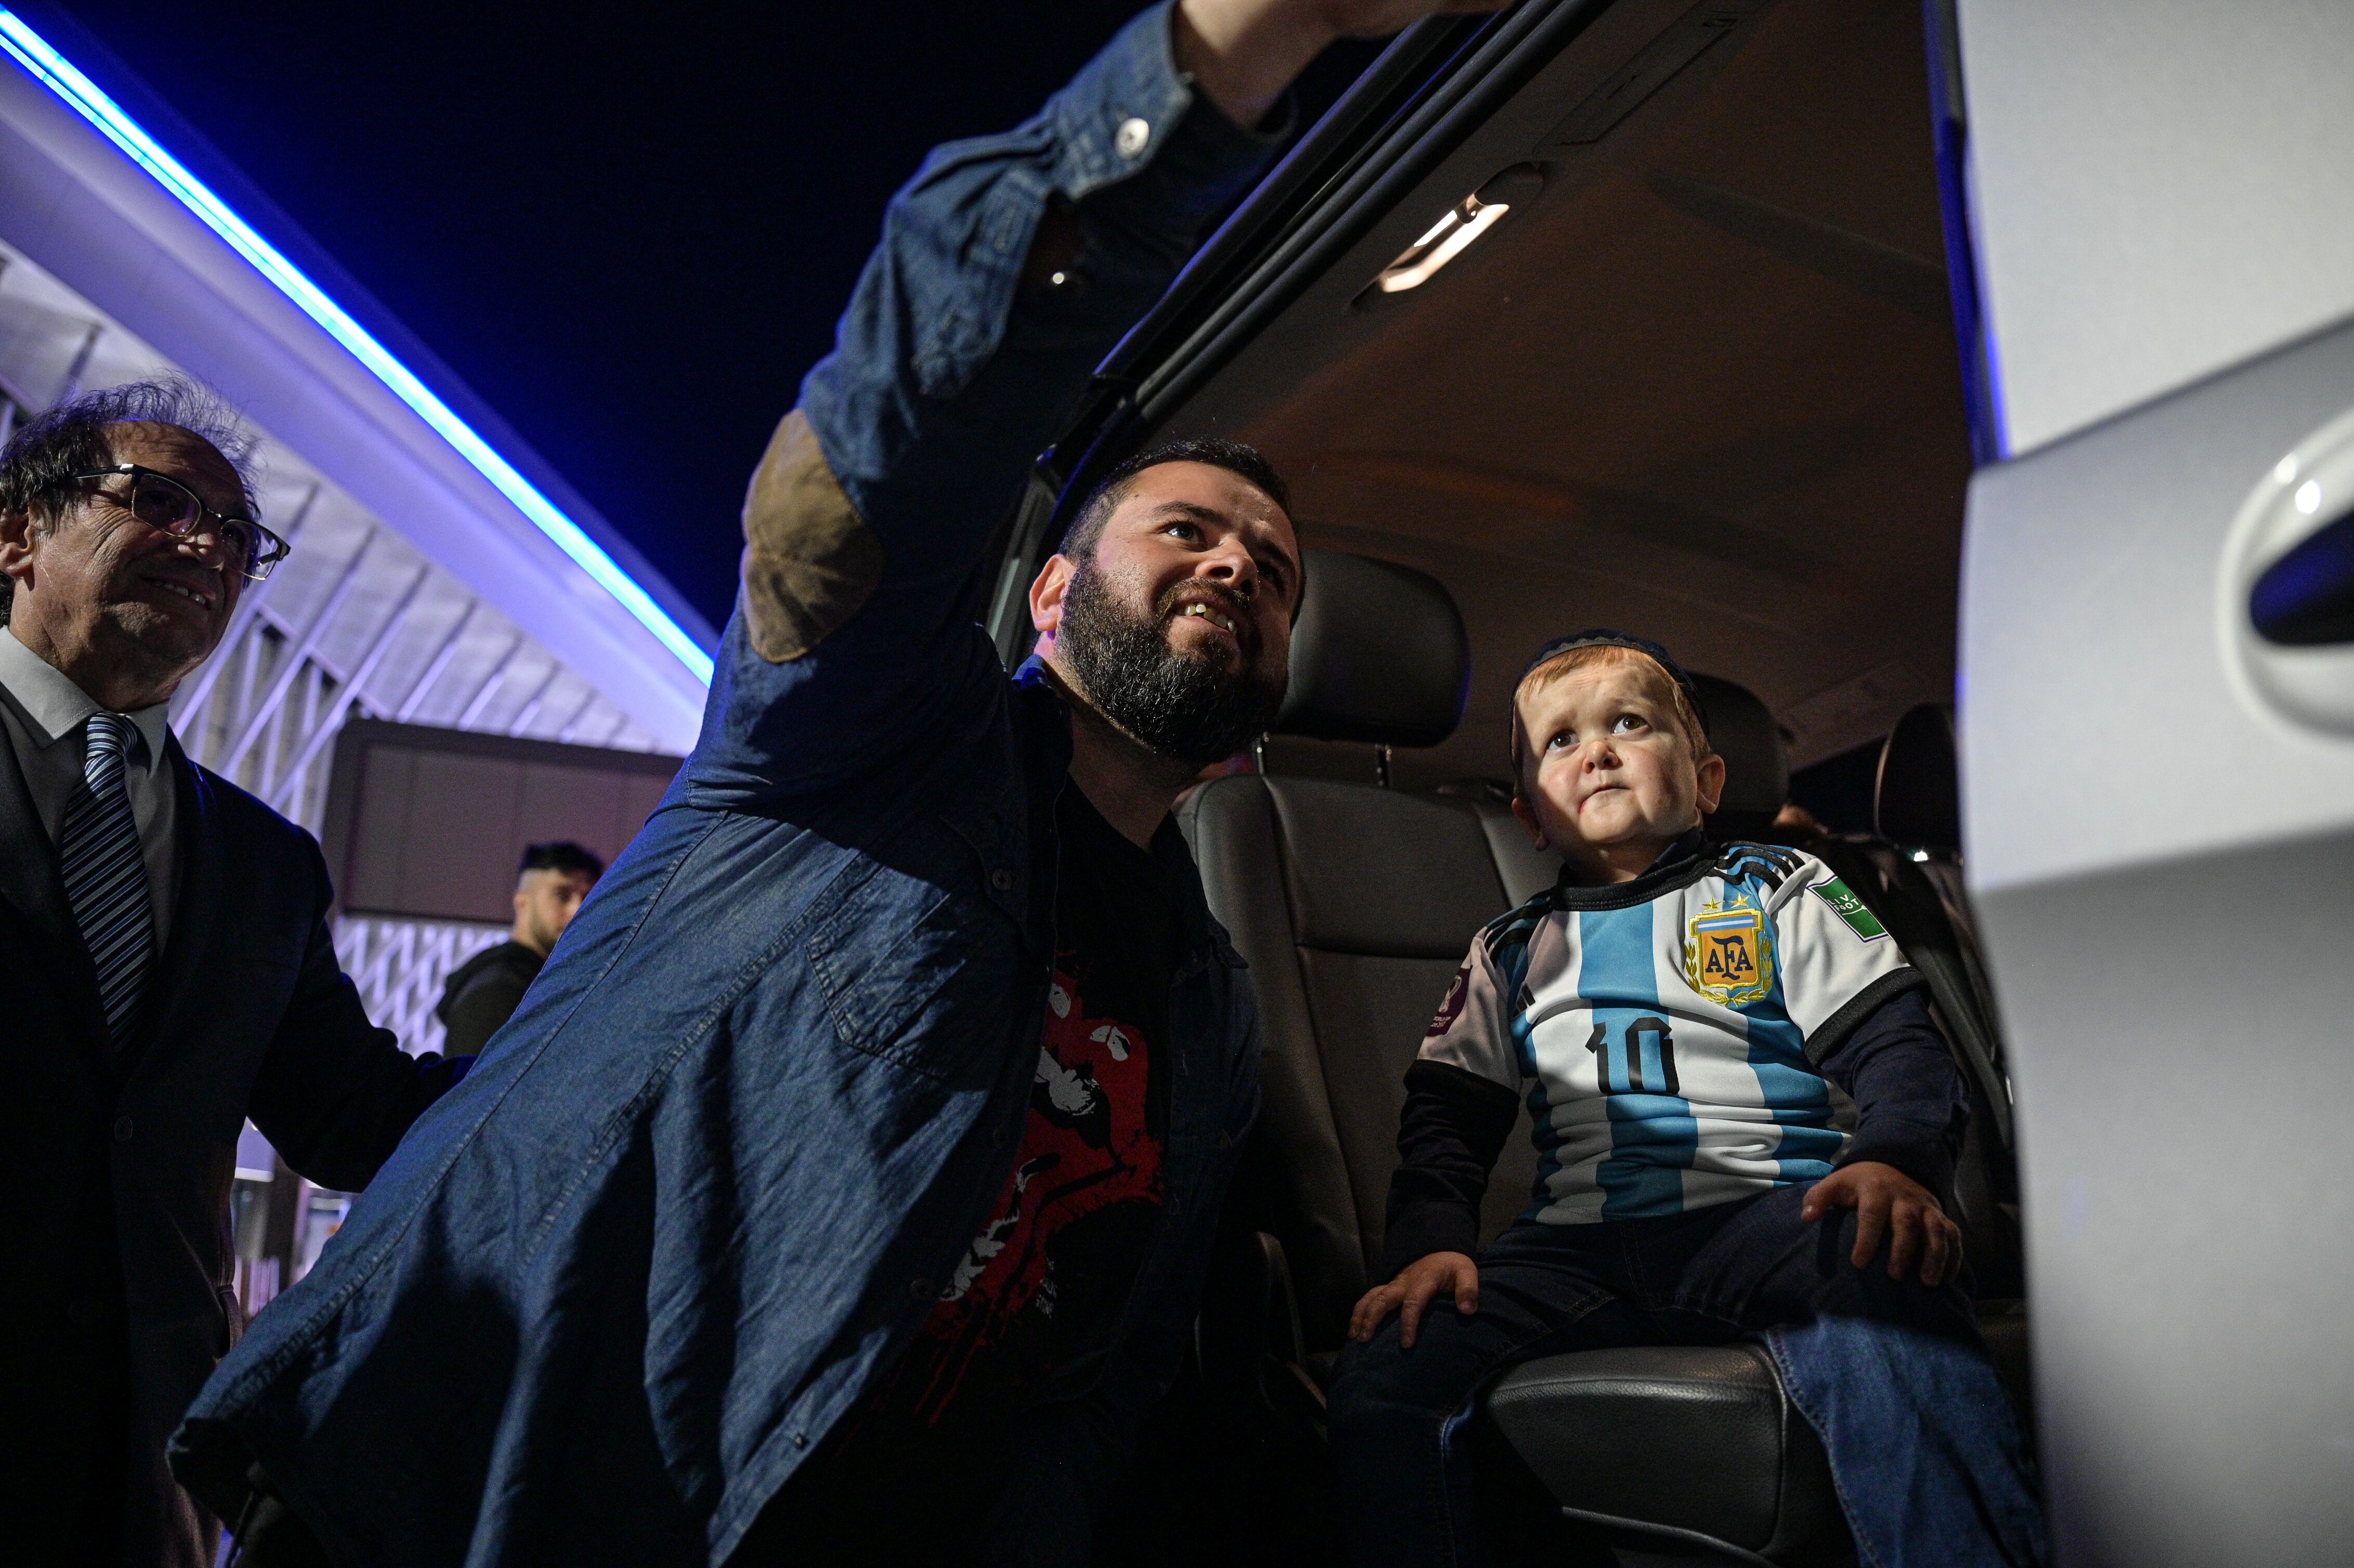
[806,829,1026,1083]
[908,172,1048,399]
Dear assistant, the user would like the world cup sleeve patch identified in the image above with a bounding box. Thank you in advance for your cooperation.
[1426,962,1472,1038]
[1685,903,1774,1006]
[1808,876,1889,942]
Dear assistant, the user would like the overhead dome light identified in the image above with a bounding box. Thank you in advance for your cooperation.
[1371,165,1544,296]
[1376,197,1512,293]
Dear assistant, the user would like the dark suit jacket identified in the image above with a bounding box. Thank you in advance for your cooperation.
[1,733,467,1567]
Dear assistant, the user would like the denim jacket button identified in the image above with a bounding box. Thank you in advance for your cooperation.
[1115,117,1150,159]
[990,867,1013,892]
[113,1116,134,1145]
[909,1276,935,1301]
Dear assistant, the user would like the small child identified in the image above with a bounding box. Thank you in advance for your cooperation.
[1327,631,2044,1568]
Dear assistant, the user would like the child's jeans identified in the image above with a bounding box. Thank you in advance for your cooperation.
[1327,1183,2047,1567]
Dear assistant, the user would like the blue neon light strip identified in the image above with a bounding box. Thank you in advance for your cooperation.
[0,10,715,685]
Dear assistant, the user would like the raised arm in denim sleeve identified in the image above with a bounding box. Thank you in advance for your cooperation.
[685,1,1285,802]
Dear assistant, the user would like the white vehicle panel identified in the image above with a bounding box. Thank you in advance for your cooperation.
[1963,322,2354,895]
[1956,0,2354,458]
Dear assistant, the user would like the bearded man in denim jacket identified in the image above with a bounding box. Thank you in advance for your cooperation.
[172,1,1491,1563]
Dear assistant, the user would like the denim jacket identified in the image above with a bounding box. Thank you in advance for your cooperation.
[174,10,1279,1562]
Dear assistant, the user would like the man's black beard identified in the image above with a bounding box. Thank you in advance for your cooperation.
[1058,564,1286,766]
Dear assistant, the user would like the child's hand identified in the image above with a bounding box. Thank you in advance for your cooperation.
[1349,1251,1479,1347]
[1801,1161,1962,1286]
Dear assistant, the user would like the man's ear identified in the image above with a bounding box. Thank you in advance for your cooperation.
[0,506,37,589]
[1509,793,1549,852]
[1028,552,1077,644]
[1694,752,1728,817]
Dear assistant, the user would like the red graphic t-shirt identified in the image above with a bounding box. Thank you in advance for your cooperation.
[845,787,1179,1442]
[880,959,1167,1424]
[752,790,1181,1556]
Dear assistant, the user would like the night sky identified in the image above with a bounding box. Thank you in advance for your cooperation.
[50,2,1379,635]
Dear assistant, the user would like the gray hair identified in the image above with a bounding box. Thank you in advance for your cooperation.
[0,374,261,622]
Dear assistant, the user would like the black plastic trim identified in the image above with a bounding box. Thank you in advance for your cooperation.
[1551,1504,1782,1568]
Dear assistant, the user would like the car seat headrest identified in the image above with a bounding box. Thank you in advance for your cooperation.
[1875,702,1961,852]
[1691,674,1787,841]
[1273,549,1469,748]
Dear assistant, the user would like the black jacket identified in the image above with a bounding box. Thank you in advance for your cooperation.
[1,734,468,1567]
[434,940,543,1056]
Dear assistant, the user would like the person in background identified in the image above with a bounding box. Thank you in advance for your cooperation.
[435,840,605,1055]
[0,377,473,1568]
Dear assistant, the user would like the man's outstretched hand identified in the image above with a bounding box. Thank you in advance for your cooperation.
[1801,1160,1962,1287]
[1177,0,1509,129]
[1349,1250,1480,1348]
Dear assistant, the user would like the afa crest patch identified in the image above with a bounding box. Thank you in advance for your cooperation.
[1685,903,1774,1007]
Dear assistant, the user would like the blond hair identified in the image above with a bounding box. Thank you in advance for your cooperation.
[1509,645,1710,796]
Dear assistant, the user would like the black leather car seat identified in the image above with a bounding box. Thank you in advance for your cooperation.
[1869,705,2009,1113]
[1805,705,2023,1301]
[1691,674,1791,842]
[1180,551,1543,1344]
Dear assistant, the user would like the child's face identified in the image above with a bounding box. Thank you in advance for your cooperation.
[1511,657,1726,882]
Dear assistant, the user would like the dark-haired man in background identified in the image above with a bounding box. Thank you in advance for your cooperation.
[435,839,605,1055]
[0,378,473,1567]
[176,2,1492,1563]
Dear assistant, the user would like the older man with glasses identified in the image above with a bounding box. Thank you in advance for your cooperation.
[0,376,474,1568]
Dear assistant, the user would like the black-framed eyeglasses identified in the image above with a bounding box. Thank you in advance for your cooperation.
[67,464,292,582]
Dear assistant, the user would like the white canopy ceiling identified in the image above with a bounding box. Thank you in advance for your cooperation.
[0,17,715,757]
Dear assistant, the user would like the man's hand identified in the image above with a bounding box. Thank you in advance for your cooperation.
[1176,0,1509,129]
[1801,1160,1961,1287]
[1348,1250,1480,1347]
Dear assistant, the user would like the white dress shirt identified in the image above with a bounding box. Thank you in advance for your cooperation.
[0,624,179,949]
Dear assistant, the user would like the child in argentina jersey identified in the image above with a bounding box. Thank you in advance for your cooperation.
[1330,632,2047,1568]
[1423,834,1920,1225]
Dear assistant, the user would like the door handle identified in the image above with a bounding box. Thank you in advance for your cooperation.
[2222,408,2354,736]
[2251,512,2354,646]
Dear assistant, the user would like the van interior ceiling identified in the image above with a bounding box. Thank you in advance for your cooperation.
[1160,0,1971,791]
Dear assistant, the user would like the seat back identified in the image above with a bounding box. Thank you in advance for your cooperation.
[1692,673,1790,843]
[1611,678,2025,1296]
[1181,550,1541,1347]
[1873,707,1999,1049]
[1185,777,1542,1341]
[1809,701,2025,1296]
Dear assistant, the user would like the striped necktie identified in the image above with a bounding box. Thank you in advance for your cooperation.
[60,711,154,1048]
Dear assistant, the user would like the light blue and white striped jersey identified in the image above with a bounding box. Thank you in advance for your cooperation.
[1419,840,1918,1223]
